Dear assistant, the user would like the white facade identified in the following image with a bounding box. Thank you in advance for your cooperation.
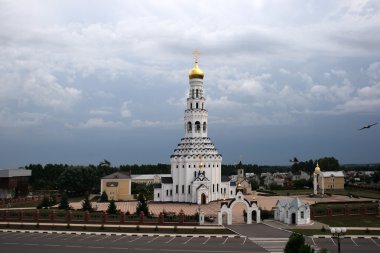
[154,57,235,204]
[274,197,310,225]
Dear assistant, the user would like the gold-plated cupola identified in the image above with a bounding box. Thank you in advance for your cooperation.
[189,49,204,79]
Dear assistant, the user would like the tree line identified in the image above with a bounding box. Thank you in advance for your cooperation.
[25,157,379,196]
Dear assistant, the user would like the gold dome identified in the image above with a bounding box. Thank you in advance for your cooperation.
[315,163,320,171]
[189,61,204,79]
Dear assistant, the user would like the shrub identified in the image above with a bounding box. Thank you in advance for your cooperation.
[321,226,326,232]
[284,233,314,253]
[136,225,140,231]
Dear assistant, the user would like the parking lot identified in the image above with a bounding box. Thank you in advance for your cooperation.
[0,231,265,253]
[309,236,380,253]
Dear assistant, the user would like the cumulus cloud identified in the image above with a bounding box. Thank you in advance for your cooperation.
[367,62,380,79]
[0,109,48,128]
[120,102,132,118]
[66,118,125,129]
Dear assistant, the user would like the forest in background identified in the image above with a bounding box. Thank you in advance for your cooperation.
[23,157,380,196]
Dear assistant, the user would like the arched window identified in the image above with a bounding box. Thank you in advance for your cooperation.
[202,103,204,109]
[190,103,192,109]
[196,89,199,98]
[187,122,192,132]
[195,121,201,133]
[196,102,198,109]
[203,122,207,132]
[192,89,195,98]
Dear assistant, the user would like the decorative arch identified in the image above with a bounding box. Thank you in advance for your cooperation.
[195,121,201,133]
[217,191,260,225]
[187,121,192,132]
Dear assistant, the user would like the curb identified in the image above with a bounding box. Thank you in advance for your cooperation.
[0,229,243,238]
[313,235,380,239]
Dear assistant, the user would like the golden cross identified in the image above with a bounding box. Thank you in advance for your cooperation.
[193,49,199,62]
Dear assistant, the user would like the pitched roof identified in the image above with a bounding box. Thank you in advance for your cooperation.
[102,171,131,179]
[321,171,344,177]
[276,197,306,208]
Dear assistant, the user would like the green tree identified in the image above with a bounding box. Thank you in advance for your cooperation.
[81,194,93,212]
[318,157,340,171]
[37,195,51,209]
[99,191,109,202]
[58,192,70,210]
[284,233,314,253]
[250,179,259,190]
[107,199,118,214]
[136,193,149,217]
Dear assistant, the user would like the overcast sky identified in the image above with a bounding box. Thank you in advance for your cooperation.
[1,0,379,168]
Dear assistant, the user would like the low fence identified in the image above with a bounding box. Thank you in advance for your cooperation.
[1,209,198,225]
[311,204,379,218]
[0,196,43,208]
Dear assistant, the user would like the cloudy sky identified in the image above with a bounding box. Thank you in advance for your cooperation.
[1,0,379,168]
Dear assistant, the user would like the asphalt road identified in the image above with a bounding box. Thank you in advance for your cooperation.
[0,231,266,253]
[1,226,380,253]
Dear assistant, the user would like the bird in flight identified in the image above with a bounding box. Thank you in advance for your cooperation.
[358,122,378,131]
[289,157,299,163]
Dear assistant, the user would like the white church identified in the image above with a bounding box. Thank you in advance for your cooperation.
[154,52,236,204]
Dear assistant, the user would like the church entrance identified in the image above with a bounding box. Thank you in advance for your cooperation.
[291,213,296,224]
[201,193,207,204]
[218,192,261,225]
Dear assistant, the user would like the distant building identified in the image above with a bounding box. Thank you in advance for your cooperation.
[313,163,344,195]
[291,171,310,181]
[131,174,171,185]
[234,161,252,195]
[0,168,31,198]
[274,197,310,225]
[100,171,133,201]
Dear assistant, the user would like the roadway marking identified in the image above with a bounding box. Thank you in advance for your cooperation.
[351,238,358,246]
[147,236,159,244]
[66,245,82,248]
[24,243,39,246]
[88,246,105,249]
[134,248,152,251]
[2,242,19,245]
[165,237,176,244]
[95,235,110,241]
[311,237,317,246]
[44,244,60,247]
[371,238,380,246]
[112,235,127,242]
[80,234,97,240]
[330,237,336,246]
[129,236,142,243]
[203,237,211,244]
[62,234,81,240]
[15,233,37,239]
[111,247,129,250]
[222,237,229,244]
[2,233,24,239]
[183,237,193,244]
[47,234,67,239]
[241,237,247,245]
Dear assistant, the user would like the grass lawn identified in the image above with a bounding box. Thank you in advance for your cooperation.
[273,189,312,196]
[273,188,380,199]
[315,215,380,227]
[290,229,380,236]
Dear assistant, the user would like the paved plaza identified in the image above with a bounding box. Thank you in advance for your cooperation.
[67,193,373,227]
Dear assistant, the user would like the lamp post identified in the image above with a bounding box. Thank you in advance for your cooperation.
[330,227,347,253]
